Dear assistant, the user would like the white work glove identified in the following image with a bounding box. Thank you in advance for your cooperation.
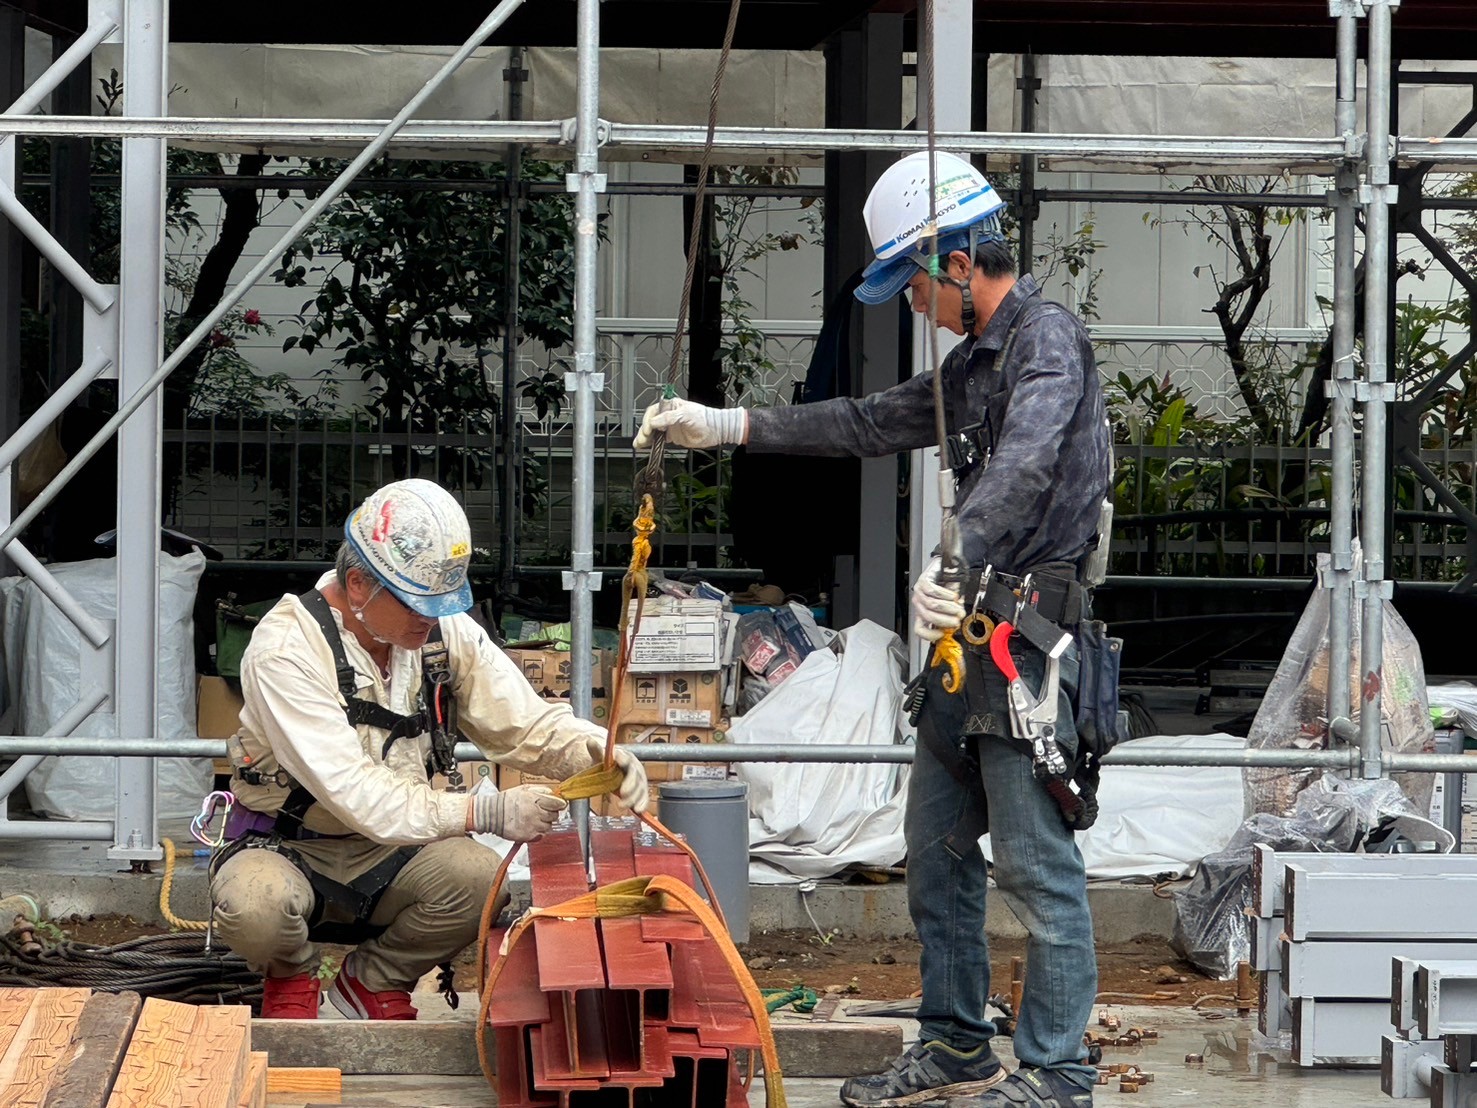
[468,784,567,841]
[586,736,651,814]
[911,555,967,644]
[633,398,748,450]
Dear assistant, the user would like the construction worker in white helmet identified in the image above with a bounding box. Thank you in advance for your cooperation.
[211,478,648,1020]
[636,151,1113,1108]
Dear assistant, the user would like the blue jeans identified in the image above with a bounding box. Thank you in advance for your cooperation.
[906,639,1098,1088]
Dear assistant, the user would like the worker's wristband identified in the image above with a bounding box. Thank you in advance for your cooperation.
[707,406,749,446]
[468,791,500,835]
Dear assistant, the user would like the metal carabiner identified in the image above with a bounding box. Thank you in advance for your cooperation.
[961,566,996,646]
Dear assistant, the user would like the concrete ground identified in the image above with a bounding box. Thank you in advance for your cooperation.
[263,1004,1392,1106]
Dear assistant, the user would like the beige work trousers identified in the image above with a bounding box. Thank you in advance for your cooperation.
[211,835,503,993]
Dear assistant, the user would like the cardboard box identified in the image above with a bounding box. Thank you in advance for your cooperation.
[614,722,725,781]
[197,675,245,739]
[434,760,495,791]
[504,648,614,697]
[198,675,245,780]
[625,598,726,673]
[496,766,562,792]
[617,671,723,728]
[539,692,612,727]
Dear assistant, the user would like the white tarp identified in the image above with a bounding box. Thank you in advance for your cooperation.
[979,732,1247,880]
[1079,732,1246,879]
[77,43,1477,171]
[0,553,210,820]
[730,620,910,884]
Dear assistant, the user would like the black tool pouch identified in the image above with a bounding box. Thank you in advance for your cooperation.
[1073,619,1125,758]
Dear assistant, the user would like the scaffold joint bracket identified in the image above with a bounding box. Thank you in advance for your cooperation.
[561,570,604,593]
[1328,379,1395,402]
[1353,579,1394,600]
[564,369,605,392]
[1360,183,1398,207]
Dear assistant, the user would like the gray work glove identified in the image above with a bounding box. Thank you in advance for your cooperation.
[911,555,967,643]
[468,784,567,841]
[633,398,748,450]
[585,736,651,814]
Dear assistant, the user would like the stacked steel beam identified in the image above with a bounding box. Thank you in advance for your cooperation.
[1251,846,1477,1066]
[484,817,759,1106]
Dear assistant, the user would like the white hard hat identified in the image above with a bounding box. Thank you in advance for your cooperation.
[855,151,1006,305]
[344,479,473,617]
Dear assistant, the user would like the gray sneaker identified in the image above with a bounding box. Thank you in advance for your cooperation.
[929,1066,1095,1108]
[840,1040,1007,1107]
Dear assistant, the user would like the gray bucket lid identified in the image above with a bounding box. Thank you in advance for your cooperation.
[658,779,748,800]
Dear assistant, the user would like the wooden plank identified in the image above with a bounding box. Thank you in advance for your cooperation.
[177,1006,250,1108]
[264,1067,341,1095]
[0,987,92,1108]
[0,990,40,1067]
[42,991,143,1108]
[235,1055,267,1108]
[106,998,198,1108]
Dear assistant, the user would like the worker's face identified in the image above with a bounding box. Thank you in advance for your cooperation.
[903,251,974,336]
[346,569,439,650]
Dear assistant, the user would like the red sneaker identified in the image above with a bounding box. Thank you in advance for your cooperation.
[326,955,417,1020]
[261,972,320,1019]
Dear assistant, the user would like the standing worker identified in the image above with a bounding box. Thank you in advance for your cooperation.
[636,151,1113,1107]
[213,479,649,1019]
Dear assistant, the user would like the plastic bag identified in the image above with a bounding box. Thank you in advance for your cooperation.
[1244,545,1433,819]
[1171,776,1443,978]
[0,552,210,820]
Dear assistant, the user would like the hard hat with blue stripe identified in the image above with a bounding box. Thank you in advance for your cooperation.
[855,151,1006,305]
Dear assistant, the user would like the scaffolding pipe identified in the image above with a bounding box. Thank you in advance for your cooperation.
[0,821,113,840]
[498,47,525,587]
[0,684,111,803]
[567,0,604,877]
[4,13,119,120]
[1359,0,1395,781]
[7,541,111,647]
[1326,2,1360,746]
[1,736,1474,773]
[111,0,169,864]
[0,182,114,312]
[0,350,111,474]
[0,0,528,561]
[0,116,1354,163]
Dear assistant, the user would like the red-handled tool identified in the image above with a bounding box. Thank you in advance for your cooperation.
[990,621,1069,779]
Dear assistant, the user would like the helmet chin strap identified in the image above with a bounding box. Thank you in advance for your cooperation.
[922,222,981,335]
[954,277,976,335]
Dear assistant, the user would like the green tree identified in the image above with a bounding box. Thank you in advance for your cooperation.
[271,158,586,480]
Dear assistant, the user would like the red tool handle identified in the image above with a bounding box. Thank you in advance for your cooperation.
[989,621,1019,681]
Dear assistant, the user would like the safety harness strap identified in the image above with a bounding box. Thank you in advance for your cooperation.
[945,314,1025,487]
[254,589,441,839]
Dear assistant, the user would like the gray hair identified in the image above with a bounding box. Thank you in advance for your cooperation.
[335,541,376,590]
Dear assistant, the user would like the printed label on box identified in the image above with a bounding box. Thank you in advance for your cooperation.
[666,708,715,726]
[682,763,728,780]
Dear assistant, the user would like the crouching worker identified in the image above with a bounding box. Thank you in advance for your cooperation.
[212,478,648,1019]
